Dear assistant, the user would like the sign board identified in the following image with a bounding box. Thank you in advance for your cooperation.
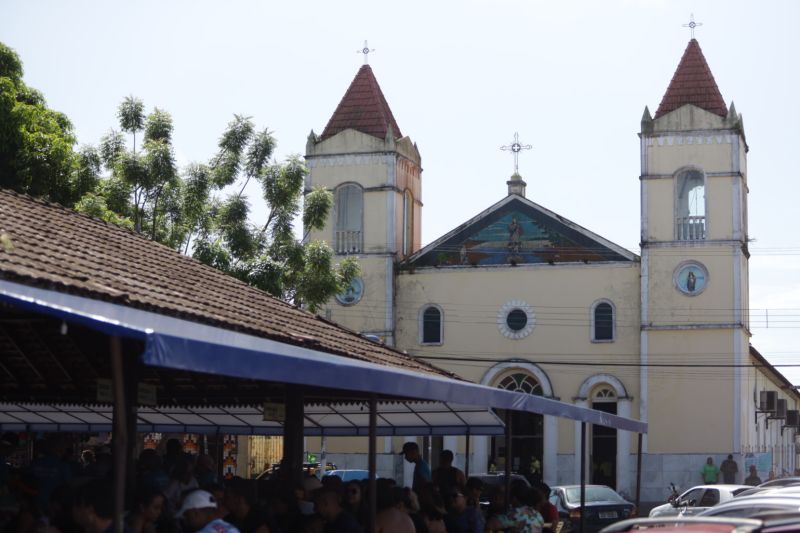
[744,452,773,476]
[263,402,286,423]
[96,379,158,406]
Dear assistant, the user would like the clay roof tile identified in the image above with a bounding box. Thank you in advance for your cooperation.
[320,65,402,141]
[654,39,727,119]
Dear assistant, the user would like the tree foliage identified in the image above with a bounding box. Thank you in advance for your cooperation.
[80,99,358,312]
[0,42,97,205]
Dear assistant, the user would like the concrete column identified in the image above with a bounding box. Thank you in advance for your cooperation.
[473,436,489,474]
[617,399,633,495]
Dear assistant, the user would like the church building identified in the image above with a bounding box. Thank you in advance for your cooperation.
[303,39,799,501]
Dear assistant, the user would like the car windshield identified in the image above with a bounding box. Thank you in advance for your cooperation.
[564,486,624,503]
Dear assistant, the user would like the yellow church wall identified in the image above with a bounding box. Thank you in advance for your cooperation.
[645,329,735,453]
[643,178,673,242]
[647,141,733,177]
[645,246,738,326]
[325,256,391,334]
[705,176,735,240]
[396,263,641,423]
[309,129,390,157]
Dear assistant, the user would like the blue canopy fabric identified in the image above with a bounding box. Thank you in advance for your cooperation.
[0,280,647,434]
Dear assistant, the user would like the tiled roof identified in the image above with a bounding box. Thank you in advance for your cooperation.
[0,189,454,379]
[320,65,402,141]
[654,39,727,119]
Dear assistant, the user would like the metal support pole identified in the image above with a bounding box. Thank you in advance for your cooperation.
[465,431,471,478]
[504,410,512,509]
[284,389,305,485]
[367,396,377,533]
[580,422,586,533]
[636,433,643,512]
[110,336,128,533]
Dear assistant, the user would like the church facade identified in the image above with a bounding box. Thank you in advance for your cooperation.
[303,39,799,501]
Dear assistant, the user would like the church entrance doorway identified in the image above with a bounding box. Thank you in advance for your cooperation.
[491,372,544,480]
[590,387,617,488]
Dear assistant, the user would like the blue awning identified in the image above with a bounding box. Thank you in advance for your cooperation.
[0,280,647,434]
[0,401,506,436]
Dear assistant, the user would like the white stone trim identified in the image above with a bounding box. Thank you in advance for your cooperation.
[480,361,554,396]
[640,251,649,452]
[479,362,556,485]
[497,300,535,340]
[385,257,394,347]
[418,303,444,345]
[590,299,616,343]
[673,260,710,297]
[673,166,708,241]
[646,134,734,147]
[306,153,395,168]
[733,245,743,453]
[576,374,629,400]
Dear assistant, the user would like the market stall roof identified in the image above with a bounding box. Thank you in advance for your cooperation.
[0,401,506,436]
[0,190,647,434]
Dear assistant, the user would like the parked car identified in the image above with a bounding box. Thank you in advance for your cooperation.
[697,494,800,518]
[736,482,800,498]
[324,469,370,482]
[256,461,337,479]
[649,484,750,517]
[469,473,531,511]
[600,514,800,533]
[549,484,635,533]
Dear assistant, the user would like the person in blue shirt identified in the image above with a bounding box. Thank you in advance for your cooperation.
[400,442,431,494]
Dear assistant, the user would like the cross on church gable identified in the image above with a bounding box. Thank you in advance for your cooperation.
[500,132,532,175]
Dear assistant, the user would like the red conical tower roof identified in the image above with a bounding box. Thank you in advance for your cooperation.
[654,39,727,119]
[320,65,402,141]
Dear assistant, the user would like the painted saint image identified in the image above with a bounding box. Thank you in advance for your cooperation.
[508,217,523,255]
[687,271,696,292]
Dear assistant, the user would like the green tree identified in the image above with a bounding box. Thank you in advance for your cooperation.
[82,100,357,312]
[0,42,94,204]
[192,115,358,312]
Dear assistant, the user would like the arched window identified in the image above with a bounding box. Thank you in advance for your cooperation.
[420,305,443,345]
[403,190,413,256]
[593,387,617,402]
[497,373,544,396]
[334,184,363,254]
[592,300,615,342]
[676,169,706,240]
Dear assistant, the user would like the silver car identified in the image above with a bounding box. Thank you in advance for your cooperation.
[649,484,750,517]
[697,491,800,518]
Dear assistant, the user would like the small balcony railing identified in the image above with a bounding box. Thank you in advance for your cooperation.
[335,230,362,254]
[676,216,706,240]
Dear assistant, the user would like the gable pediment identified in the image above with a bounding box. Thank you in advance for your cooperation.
[407,196,636,268]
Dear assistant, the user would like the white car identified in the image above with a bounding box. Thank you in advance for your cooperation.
[648,484,750,517]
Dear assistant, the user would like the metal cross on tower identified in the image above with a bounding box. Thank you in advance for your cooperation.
[683,13,703,39]
[500,132,532,174]
[357,40,375,64]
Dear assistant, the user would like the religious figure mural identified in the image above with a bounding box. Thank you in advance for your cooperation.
[408,202,632,268]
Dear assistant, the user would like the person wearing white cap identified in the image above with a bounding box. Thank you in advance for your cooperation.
[176,490,240,533]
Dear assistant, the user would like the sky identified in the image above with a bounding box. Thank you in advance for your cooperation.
[3,0,800,384]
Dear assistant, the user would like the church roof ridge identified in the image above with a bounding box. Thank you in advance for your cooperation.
[320,64,403,141]
[654,39,727,119]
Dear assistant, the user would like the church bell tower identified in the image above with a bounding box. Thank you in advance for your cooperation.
[639,38,750,454]
[304,64,422,345]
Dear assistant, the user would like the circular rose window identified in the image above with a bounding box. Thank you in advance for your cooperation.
[497,300,535,339]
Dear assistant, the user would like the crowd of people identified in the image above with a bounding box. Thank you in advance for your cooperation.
[0,436,556,533]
